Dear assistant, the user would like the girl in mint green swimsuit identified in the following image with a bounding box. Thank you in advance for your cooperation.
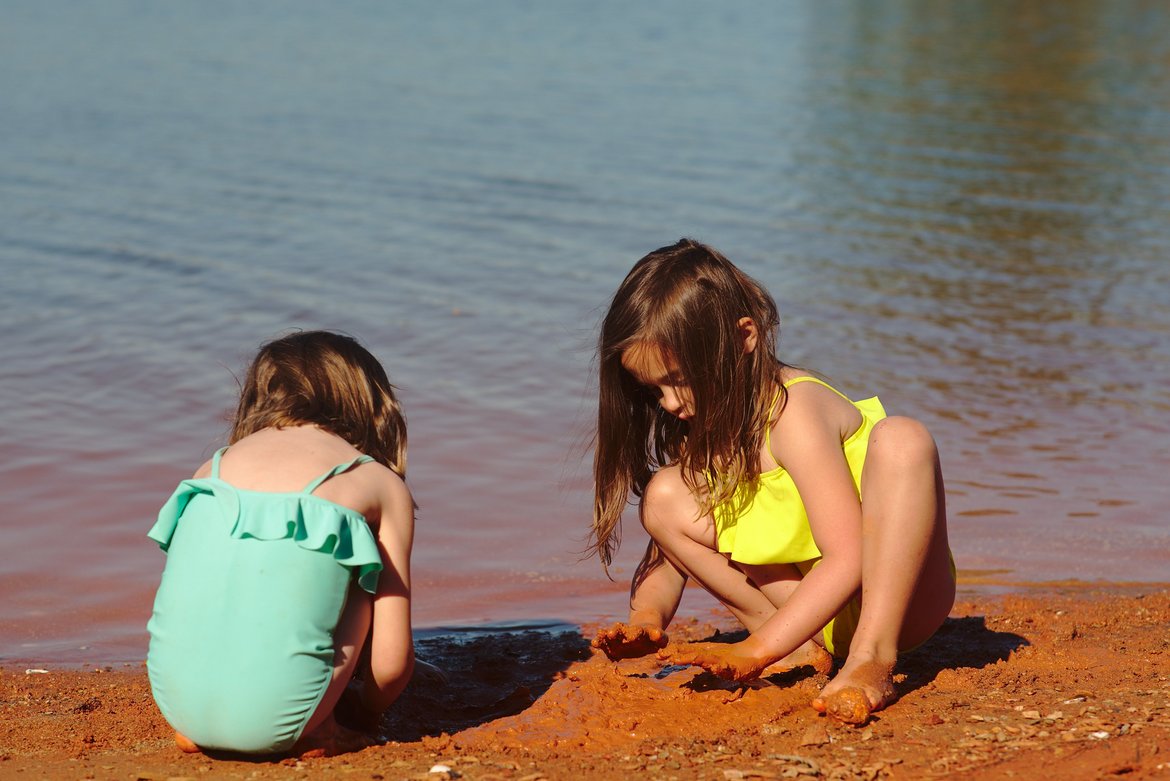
[147,331,415,755]
[589,240,955,726]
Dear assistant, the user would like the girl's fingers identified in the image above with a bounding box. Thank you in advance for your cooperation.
[590,623,630,651]
[658,641,712,664]
[659,642,759,681]
[591,623,668,660]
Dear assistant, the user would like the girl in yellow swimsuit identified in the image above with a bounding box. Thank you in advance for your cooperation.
[589,239,955,725]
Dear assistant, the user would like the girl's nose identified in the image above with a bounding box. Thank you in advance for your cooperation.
[659,387,683,415]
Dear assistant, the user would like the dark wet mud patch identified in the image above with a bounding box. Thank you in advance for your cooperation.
[380,623,591,741]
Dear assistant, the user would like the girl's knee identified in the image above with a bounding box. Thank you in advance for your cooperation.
[639,466,701,538]
[869,416,938,471]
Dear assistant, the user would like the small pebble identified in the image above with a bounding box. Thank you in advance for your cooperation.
[800,724,831,747]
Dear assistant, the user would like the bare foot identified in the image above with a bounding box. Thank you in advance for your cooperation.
[760,641,833,677]
[591,623,668,661]
[811,658,896,725]
[658,640,769,682]
[174,731,200,754]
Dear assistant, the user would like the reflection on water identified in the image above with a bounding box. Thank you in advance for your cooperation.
[769,1,1170,579]
[1,0,1168,663]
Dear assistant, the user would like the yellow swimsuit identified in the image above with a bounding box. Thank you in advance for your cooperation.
[713,376,886,656]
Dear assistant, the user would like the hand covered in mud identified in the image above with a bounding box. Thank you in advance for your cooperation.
[657,640,769,683]
[591,623,668,661]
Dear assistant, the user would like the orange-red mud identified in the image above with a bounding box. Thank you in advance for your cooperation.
[3,584,1169,780]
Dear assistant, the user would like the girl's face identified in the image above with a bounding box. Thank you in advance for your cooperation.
[621,342,694,420]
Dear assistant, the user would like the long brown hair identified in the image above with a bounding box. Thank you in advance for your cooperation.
[230,330,408,476]
[590,239,784,566]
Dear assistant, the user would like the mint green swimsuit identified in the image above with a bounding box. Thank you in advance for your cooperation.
[146,448,383,754]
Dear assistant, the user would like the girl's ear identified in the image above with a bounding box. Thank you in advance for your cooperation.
[737,317,758,354]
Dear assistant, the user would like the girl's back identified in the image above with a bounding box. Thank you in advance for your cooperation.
[147,426,388,753]
[203,426,392,521]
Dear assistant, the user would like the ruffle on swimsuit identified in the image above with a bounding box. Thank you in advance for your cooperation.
[148,478,383,594]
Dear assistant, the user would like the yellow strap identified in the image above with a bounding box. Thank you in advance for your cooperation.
[765,377,852,456]
[782,375,851,401]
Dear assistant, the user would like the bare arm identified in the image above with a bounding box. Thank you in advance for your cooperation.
[592,540,685,659]
[664,384,863,677]
[360,474,415,712]
[739,383,863,664]
[629,539,686,628]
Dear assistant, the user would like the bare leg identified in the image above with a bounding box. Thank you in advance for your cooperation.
[296,586,374,751]
[739,562,833,675]
[642,466,828,671]
[814,416,955,723]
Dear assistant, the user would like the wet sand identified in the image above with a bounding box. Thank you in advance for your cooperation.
[3,584,1168,780]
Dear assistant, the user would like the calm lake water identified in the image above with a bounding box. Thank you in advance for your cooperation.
[2,0,1168,664]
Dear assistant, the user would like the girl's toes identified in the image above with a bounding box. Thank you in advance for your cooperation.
[823,687,874,725]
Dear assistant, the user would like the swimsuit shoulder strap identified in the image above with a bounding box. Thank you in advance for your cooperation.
[210,446,229,479]
[782,375,852,401]
[302,455,376,495]
[764,377,853,457]
[763,388,783,458]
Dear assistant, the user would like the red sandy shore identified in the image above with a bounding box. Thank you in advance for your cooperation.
[2,583,1169,780]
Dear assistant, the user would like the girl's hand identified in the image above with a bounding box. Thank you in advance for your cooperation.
[591,623,668,660]
[332,679,383,734]
[658,640,770,682]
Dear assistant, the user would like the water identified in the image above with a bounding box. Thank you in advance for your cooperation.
[2,0,1168,664]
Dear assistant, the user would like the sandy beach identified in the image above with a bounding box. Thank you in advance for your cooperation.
[3,582,1168,780]
[4,5,1169,780]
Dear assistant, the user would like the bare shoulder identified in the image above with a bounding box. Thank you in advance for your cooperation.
[192,458,213,479]
[772,372,863,453]
[780,373,856,418]
[357,462,414,532]
[377,465,414,518]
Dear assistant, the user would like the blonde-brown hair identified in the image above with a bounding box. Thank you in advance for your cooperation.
[230,331,408,476]
[590,239,784,566]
